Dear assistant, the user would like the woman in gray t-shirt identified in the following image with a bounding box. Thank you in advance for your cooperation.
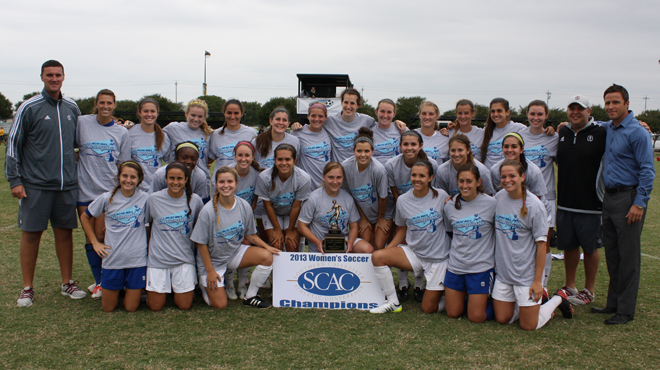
[435,134,494,197]
[291,102,332,189]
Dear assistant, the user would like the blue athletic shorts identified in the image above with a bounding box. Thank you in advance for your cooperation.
[444,269,494,295]
[101,266,147,290]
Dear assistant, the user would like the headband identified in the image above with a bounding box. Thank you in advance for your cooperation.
[354,136,373,147]
[139,98,158,108]
[308,102,327,114]
[235,141,255,155]
[402,130,423,143]
[120,160,139,168]
[503,132,524,147]
[176,142,199,153]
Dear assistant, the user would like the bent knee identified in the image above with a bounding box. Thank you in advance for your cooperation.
[468,313,487,323]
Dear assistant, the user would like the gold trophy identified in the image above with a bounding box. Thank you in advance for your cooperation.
[323,200,346,253]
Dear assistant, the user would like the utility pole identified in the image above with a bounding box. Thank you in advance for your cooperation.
[643,95,649,113]
[546,90,551,106]
[175,81,178,105]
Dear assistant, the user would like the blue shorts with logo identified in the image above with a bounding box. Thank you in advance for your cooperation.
[101,266,147,290]
[444,269,494,295]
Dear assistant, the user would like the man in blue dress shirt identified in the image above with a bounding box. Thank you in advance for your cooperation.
[591,84,655,325]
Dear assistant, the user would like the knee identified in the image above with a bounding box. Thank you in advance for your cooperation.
[371,251,385,266]
[148,302,164,312]
[261,252,273,266]
[520,322,536,331]
[176,302,193,311]
[124,303,140,312]
[446,307,462,319]
[210,301,227,310]
[421,304,437,314]
[468,312,487,323]
[495,315,510,325]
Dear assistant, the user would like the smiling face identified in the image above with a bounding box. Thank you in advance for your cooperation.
[567,103,591,126]
[138,102,158,125]
[186,106,206,130]
[270,112,290,135]
[176,147,199,171]
[96,94,116,120]
[401,134,422,161]
[307,107,327,131]
[215,172,237,198]
[354,142,373,167]
[323,166,344,195]
[456,104,474,127]
[500,165,525,194]
[41,66,64,98]
[450,141,470,166]
[526,105,547,130]
[457,170,480,201]
[234,144,254,171]
[377,101,395,125]
[166,167,187,196]
[224,103,243,129]
[604,92,630,123]
[275,148,295,176]
[419,105,439,129]
[411,164,433,192]
[341,93,360,118]
[119,167,139,193]
[502,136,522,161]
[490,103,510,126]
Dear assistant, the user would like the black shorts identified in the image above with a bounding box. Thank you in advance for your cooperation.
[17,188,78,232]
[556,209,602,254]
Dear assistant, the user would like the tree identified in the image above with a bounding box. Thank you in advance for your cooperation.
[74,96,96,115]
[14,92,40,111]
[197,95,225,113]
[442,103,490,127]
[547,108,568,127]
[589,104,609,122]
[242,101,263,128]
[257,97,297,128]
[0,92,13,119]
[357,100,376,119]
[143,94,182,112]
[395,96,426,125]
[637,110,660,133]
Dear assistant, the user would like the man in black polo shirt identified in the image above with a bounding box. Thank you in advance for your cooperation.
[556,95,606,306]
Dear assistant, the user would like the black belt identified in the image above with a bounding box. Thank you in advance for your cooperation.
[605,186,637,194]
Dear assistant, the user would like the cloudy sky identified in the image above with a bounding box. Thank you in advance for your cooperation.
[2,0,659,115]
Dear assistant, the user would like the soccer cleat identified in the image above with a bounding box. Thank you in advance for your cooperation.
[398,286,409,303]
[17,287,35,307]
[243,295,272,309]
[91,284,102,300]
[568,288,595,306]
[414,287,425,303]
[554,289,574,319]
[542,288,549,304]
[370,301,403,314]
[237,286,247,300]
[559,285,578,297]
[225,285,238,300]
[61,280,87,299]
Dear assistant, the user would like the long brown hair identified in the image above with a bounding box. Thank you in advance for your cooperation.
[136,98,165,150]
[480,98,510,162]
[165,161,193,217]
[411,161,438,198]
[448,134,474,165]
[218,99,244,135]
[109,161,144,204]
[234,141,262,173]
[499,159,528,218]
[401,131,429,163]
[269,144,297,191]
[255,106,290,157]
[213,166,239,226]
[452,164,483,210]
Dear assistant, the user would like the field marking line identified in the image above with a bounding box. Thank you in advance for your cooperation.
[642,253,660,260]
[0,225,16,232]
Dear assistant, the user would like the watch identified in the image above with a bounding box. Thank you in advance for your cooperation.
[636,205,644,210]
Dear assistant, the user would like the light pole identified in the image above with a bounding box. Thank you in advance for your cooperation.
[203,50,211,96]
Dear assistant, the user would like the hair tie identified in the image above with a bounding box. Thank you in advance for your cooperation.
[176,142,199,153]
[354,136,373,146]
[503,132,524,147]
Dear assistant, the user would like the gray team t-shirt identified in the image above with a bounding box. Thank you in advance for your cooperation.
[386,154,439,196]
[489,158,547,199]
[252,133,300,169]
[208,124,258,168]
[415,128,449,163]
[212,164,261,206]
[435,160,495,196]
[494,190,548,286]
[163,121,211,179]
[443,193,496,274]
[87,189,149,269]
[150,165,210,203]
[255,166,311,217]
[77,115,132,202]
[449,126,485,161]
[521,128,558,200]
[341,156,389,224]
[323,111,376,163]
[145,189,204,268]
[129,124,171,193]
[299,188,361,248]
[291,125,332,189]
[483,121,527,169]
[372,124,402,166]
[190,197,257,276]
[395,188,451,263]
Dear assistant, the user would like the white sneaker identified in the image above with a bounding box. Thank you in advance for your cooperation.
[17,287,35,307]
[91,284,102,300]
[61,280,87,299]
[369,301,402,314]
[225,285,238,300]
[568,288,595,306]
[238,286,247,300]
[88,283,97,293]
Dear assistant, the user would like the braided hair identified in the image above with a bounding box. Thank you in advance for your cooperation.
[500,159,528,218]
[165,161,193,217]
[110,161,144,204]
[452,164,483,210]
[213,166,239,226]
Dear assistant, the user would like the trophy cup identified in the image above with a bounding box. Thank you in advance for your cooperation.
[323,200,346,253]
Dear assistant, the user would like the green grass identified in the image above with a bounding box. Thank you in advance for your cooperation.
[1,148,660,369]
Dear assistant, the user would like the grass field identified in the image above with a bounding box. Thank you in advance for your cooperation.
[1,149,659,369]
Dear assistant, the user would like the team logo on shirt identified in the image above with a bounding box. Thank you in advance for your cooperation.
[524,146,550,168]
[408,209,441,233]
[374,138,400,156]
[488,139,504,157]
[236,186,256,204]
[471,144,481,158]
[132,146,160,167]
[261,157,275,168]
[350,184,377,204]
[189,138,207,159]
[271,192,296,209]
[397,181,413,195]
[334,133,357,149]
[495,214,523,240]
[453,214,486,239]
[84,139,118,162]
[214,221,245,243]
[302,142,331,161]
[317,205,350,230]
[217,142,238,159]
[158,210,193,234]
[422,147,442,160]
[587,135,593,142]
[108,205,143,228]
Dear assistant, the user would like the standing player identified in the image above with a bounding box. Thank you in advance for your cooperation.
[151,142,210,203]
[208,99,258,169]
[129,98,171,193]
[449,99,485,160]
[291,102,332,189]
[7,60,85,307]
[415,101,449,163]
[480,98,527,169]
[371,99,403,166]
[435,134,494,196]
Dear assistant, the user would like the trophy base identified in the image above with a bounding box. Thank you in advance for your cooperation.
[323,229,346,253]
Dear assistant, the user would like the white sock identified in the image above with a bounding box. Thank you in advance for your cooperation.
[398,269,409,289]
[246,265,272,299]
[536,296,562,330]
[374,266,399,305]
[542,252,552,288]
[414,272,424,289]
[224,269,236,289]
[437,296,446,312]
[508,303,520,324]
[237,267,250,289]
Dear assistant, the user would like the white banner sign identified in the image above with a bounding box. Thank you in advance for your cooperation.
[296,98,343,115]
[273,252,385,310]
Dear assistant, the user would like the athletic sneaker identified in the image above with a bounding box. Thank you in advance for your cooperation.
[237,286,247,300]
[542,288,549,304]
[398,286,409,302]
[414,287,425,303]
[61,280,87,299]
[369,301,402,314]
[243,295,271,309]
[88,283,97,293]
[91,284,102,300]
[560,285,578,297]
[226,285,238,300]
[17,287,35,307]
[554,289,574,319]
[568,289,595,306]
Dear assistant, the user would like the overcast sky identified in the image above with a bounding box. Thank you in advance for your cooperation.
[2,0,659,116]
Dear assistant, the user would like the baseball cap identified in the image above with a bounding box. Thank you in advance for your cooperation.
[567,94,590,108]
